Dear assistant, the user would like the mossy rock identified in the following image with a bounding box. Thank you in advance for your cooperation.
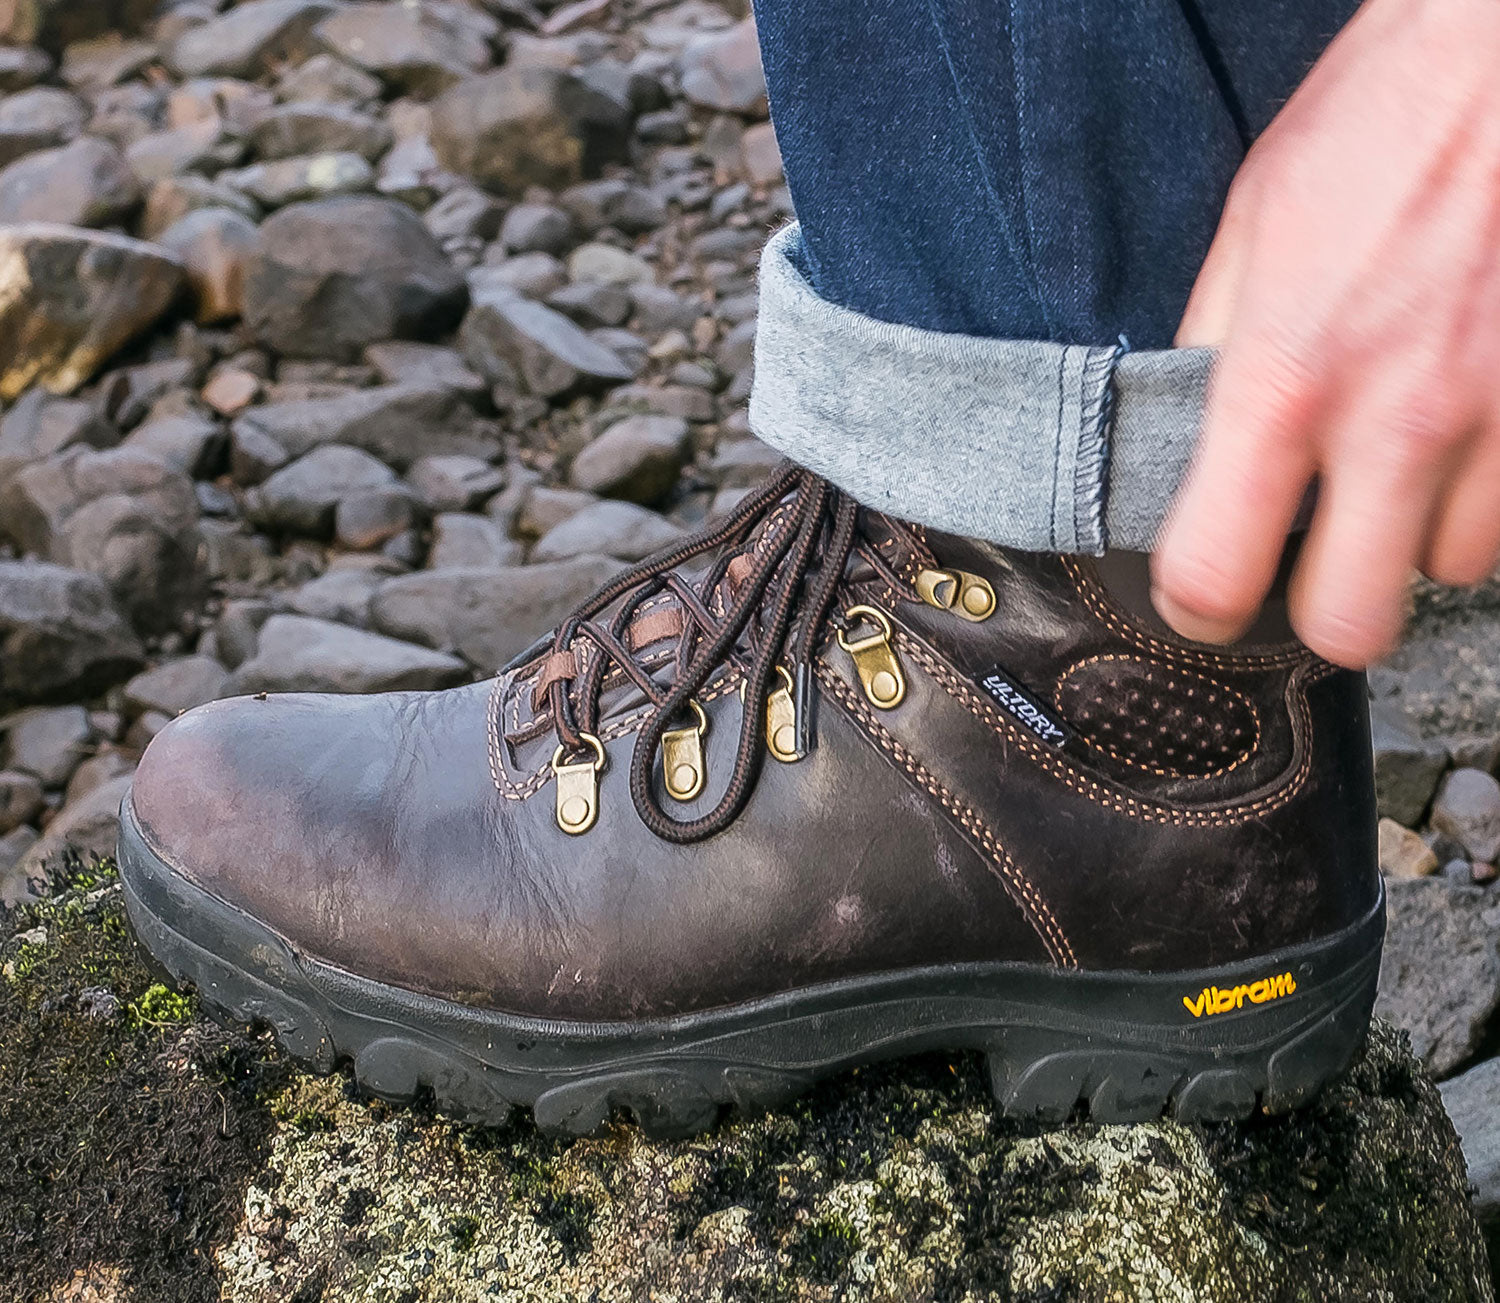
[1,867,1492,1303]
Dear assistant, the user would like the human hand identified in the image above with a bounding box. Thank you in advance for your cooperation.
[1151,0,1500,668]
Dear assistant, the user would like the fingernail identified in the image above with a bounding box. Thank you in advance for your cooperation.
[1151,587,1245,645]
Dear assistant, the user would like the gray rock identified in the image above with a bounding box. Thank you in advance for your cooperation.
[123,121,245,185]
[422,185,504,242]
[1375,876,1500,1077]
[406,454,504,512]
[251,102,393,162]
[0,445,202,633]
[2,704,89,786]
[1431,767,1500,863]
[706,436,784,487]
[228,420,289,486]
[142,173,262,240]
[0,85,86,166]
[476,250,568,299]
[15,772,132,881]
[59,34,159,92]
[286,568,380,625]
[427,512,522,569]
[516,483,597,537]
[234,613,467,693]
[0,47,53,94]
[460,282,633,397]
[274,52,384,107]
[169,0,337,79]
[629,282,703,333]
[244,195,468,360]
[334,485,416,550]
[314,1,495,97]
[363,340,485,398]
[1372,704,1449,826]
[1439,1055,1500,1262]
[0,560,143,708]
[220,150,375,207]
[370,556,622,666]
[679,18,766,115]
[532,498,682,563]
[1378,817,1440,879]
[233,384,498,469]
[210,598,273,671]
[0,135,139,227]
[0,225,184,401]
[158,207,260,325]
[559,177,667,236]
[429,66,630,195]
[570,413,688,504]
[124,655,231,718]
[0,390,115,494]
[248,444,398,537]
[567,240,652,286]
[547,279,631,328]
[122,413,224,478]
[0,769,43,834]
[2,0,153,54]
[499,201,574,254]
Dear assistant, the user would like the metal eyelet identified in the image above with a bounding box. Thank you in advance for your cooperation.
[837,605,906,709]
[662,699,709,802]
[552,732,606,835]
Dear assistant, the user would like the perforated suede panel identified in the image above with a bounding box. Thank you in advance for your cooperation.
[1054,654,1258,779]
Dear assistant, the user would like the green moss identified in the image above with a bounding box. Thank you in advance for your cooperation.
[0,860,290,1303]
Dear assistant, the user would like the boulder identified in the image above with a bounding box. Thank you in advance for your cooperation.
[0,225,183,400]
[1372,703,1450,826]
[429,66,630,194]
[0,559,143,708]
[0,136,139,227]
[1375,876,1500,1077]
[1439,1055,1500,1267]
[233,613,467,693]
[370,557,623,667]
[244,195,467,360]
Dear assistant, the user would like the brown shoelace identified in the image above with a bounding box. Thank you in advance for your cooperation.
[538,463,918,843]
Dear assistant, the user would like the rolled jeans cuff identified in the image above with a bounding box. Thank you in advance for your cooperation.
[747,223,1214,554]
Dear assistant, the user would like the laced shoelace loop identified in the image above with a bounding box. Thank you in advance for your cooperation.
[535,465,896,844]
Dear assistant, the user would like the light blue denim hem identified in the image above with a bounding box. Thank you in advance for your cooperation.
[748,223,1215,554]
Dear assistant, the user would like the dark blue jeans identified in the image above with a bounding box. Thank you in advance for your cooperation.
[752,0,1361,349]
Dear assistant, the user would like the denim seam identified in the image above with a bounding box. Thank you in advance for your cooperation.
[1074,341,1125,553]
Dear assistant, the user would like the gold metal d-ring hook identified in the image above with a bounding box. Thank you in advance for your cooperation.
[552,732,606,834]
[662,699,709,803]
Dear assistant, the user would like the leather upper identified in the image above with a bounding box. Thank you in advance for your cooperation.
[130,513,1378,1021]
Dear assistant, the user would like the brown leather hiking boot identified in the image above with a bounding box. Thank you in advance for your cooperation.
[119,464,1383,1137]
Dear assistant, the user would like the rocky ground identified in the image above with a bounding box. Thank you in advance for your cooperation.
[0,0,1498,1298]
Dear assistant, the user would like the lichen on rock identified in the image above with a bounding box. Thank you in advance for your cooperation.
[1,867,1492,1303]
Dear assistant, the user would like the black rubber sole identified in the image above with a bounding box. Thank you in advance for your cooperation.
[117,797,1385,1138]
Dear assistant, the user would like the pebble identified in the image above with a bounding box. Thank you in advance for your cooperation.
[1379,817,1440,880]
[461,281,634,397]
[0,135,139,226]
[570,413,689,504]
[2,704,92,787]
[407,454,505,512]
[0,769,45,834]
[428,513,524,569]
[531,498,683,563]
[1431,767,1500,863]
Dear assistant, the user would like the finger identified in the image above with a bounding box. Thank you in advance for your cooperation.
[1287,409,1450,667]
[1423,418,1500,586]
[1151,343,1323,644]
[1176,175,1259,348]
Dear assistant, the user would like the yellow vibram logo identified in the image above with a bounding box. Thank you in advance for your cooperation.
[1183,972,1297,1018]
